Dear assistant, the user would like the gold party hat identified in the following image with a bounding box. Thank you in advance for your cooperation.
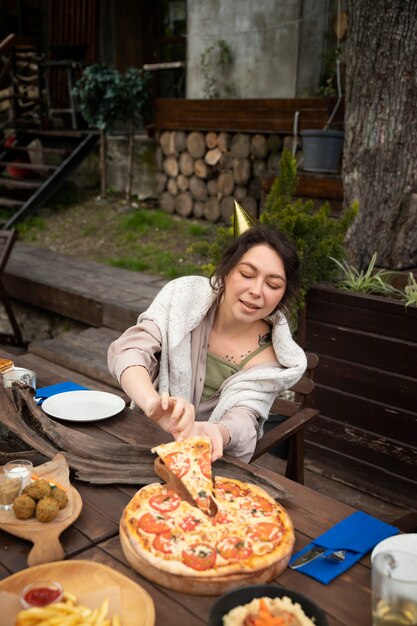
[233,200,257,237]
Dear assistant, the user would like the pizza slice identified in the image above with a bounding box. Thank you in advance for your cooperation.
[151,436,216,516]
[0,358,14,374]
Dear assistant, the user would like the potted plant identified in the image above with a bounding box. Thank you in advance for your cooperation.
[300,29,345,173]
[73,64,150,201]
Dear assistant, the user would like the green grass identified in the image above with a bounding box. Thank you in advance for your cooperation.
[16,191,217,280]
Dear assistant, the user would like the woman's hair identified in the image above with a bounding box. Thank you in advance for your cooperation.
[211,224,300,313]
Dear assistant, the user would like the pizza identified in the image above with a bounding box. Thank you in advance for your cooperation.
[121,440,294,578]
[151,437,214,515]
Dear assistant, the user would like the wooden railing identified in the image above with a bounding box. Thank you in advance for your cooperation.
[154,97,344,133]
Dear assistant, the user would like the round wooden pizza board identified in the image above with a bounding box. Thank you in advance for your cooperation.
[119,521,292,596]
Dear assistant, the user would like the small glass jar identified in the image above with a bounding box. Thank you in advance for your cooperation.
[4,459,33,490]
[20,581,64,609]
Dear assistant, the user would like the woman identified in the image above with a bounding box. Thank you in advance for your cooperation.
[107,224,306,462]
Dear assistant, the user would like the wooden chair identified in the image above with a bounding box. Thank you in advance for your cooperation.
[0,229,25,346]
[250,352,320,484]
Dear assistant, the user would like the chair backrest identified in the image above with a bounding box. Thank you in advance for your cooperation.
[0,229,17,276]
[269,351,319,418]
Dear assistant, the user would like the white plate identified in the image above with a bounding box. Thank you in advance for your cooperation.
[42,390,126,422]
[371,533,417,562]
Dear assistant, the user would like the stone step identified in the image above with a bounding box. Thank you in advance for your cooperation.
[4,242,167,331]
[29,326,121,388]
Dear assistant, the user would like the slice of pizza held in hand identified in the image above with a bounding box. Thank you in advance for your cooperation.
[152,436,216,516]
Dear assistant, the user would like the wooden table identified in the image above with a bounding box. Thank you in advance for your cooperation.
[0,350,373,626]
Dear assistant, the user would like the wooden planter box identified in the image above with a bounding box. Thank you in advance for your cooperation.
[300,284,417,500]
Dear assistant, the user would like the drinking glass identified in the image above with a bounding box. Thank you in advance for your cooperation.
[0,473,22,511]
[4,459,33,490]
[372,550,417,626]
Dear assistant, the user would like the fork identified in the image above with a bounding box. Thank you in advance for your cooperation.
[323,549,346,563]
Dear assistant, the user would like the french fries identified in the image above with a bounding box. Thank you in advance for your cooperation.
[15,595,122,626]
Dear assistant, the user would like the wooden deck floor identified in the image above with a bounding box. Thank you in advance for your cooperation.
[2,242,416,528]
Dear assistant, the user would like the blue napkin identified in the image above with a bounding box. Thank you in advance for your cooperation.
[36,381,89,405]
[290,511,400,584]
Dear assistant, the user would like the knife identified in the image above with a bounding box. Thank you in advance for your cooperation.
[289,546,326,569]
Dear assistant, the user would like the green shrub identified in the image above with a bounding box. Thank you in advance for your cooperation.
[191,148,358,304]
[261,149,358,301]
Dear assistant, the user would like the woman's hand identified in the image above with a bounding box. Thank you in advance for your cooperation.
[189,422,229,461]
[144,393,195,442]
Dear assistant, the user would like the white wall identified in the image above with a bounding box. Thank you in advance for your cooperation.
[186,0,328,98]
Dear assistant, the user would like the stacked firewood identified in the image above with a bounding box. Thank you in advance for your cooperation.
[156,130,292,222]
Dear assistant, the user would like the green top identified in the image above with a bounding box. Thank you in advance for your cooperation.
[201,341,273,402]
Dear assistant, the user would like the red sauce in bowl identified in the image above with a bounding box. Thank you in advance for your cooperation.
[20,582,63,608]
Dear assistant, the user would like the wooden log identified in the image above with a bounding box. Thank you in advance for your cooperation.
[219,151,234,170]
[267,152,281,172]
[251,134,268,159]
[266,134,283,154]
[234,185,247,202]
[156,172,167,193]
[220,196,235,223]
[241,196,258,216]
[186,131,206,159]
[194,158,209,179]
[193,201,205,218]
[230,133,251,159]
[189,175,208,201]
[218,132,231,152]
[0,383,156,484]
[177,174,189,191]
[253,160,267,177]
[232,158,251,185]
[174,130,187,153]
[248,177,261,200]
[159,191,175,213]
[167,178,178,196]
[163,156,179,178]
[160,130,176,156]
[179,151,194,176]
[205,131,218,149]
[205,147,222,166]
[207,179,218,196]
[283,135,301,151]
[204,197,221,222]
[217,171,234,196]
[174,192,193,217]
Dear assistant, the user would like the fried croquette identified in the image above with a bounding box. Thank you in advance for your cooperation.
[51,486,68,509]
[23,478,52,500]
[13,494,36,519]
[36,496,59,522]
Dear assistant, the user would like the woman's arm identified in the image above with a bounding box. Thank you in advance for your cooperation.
[109,321,196,441]
[120,365,195,441]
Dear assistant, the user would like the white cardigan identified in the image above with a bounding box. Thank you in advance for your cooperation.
[138,276,307,435]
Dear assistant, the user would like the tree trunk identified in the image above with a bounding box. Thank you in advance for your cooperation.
[125,125,134,203]
[99,130,107,197]
[343,0,417,269]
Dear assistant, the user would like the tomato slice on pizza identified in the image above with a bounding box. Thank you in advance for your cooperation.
[152,436,216,515]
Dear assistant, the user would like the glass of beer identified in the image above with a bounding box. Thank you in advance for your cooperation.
[372,550,417,626]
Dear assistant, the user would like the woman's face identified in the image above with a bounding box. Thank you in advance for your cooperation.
[223,244,286,321]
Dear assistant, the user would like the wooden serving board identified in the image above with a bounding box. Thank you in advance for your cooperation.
[120,519,292,596]
[0,559,155,626]
[0,486,82,566]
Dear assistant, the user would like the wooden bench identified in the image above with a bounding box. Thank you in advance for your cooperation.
[251,352,320,484]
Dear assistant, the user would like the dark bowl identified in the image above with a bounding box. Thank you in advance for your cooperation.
[208,584,328,626]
